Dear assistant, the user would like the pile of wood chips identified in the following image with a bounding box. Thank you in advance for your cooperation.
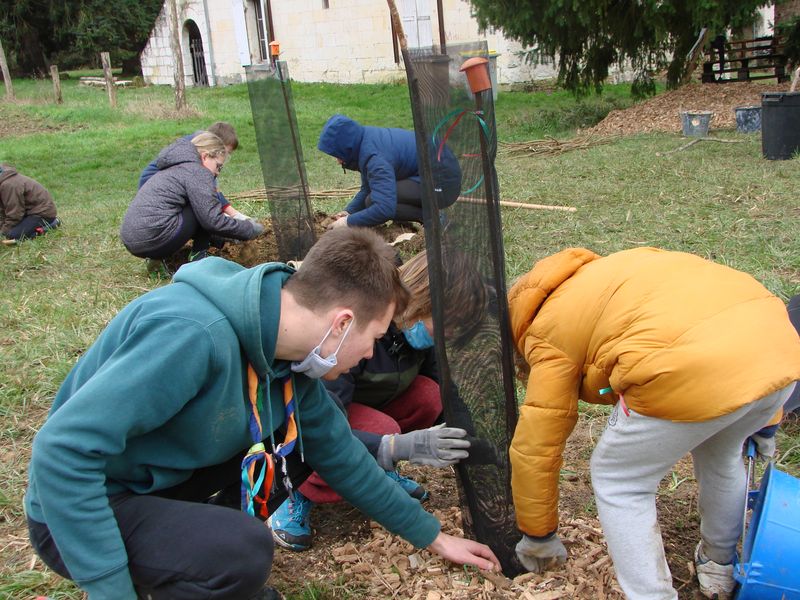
[584,81,792,136]
[330,507,624,599]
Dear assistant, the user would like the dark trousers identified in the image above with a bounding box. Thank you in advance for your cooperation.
[365,179,425,223]
[6,215,59,240]
[364,178,460,224]
[28,451,312,599]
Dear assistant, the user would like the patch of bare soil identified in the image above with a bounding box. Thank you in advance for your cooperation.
[585,81,792,136]
[271,413,704,599]
[0,106,77,139]
[161,213,425,272]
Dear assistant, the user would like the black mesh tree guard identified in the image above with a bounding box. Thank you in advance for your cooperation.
[401,41,523,576]
[245,61,316,262]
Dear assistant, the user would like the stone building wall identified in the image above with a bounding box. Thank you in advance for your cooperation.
[140,0,560,87]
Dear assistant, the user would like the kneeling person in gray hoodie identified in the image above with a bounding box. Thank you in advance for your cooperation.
[121,132,263,264]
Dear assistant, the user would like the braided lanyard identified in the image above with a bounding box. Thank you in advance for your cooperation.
[273,375,299,501]
[240,365,299,518]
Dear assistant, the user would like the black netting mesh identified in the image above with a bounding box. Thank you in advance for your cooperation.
[245,62,316,261]
[402,42,523,576]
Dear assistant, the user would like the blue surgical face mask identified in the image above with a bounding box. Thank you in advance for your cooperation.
[291,318,354,379]
[402,320,434,350]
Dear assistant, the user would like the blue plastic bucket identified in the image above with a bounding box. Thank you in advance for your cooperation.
[681,111,713,137]
[734,463,800,599]
[735,106,761,133]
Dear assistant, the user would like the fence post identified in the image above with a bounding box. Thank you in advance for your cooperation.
[101,52,117,108]
[0,38,14,101]
[50,65,62,104]
[169,0,187,111]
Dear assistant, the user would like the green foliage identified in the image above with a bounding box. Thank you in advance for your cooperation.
[776,15,800,68]
[467,0,768,96]
[0,0,162,75]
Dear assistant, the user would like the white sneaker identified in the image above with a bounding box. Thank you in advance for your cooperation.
[694,542,735,599]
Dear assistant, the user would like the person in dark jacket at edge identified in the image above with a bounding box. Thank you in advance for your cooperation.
[317,114,461,229]
[0,164,60,242]
[269,247,488,551]
[25,227,499,600]
[121,132,264,274]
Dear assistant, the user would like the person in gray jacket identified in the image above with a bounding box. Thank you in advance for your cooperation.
[121,132,263,265]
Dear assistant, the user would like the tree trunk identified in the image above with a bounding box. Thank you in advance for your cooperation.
[169,0,187,111]
[50,64,62,104]
[0,38,14,101]
[101,52,117,108]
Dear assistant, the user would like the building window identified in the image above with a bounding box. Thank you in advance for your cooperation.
[323,0,329,8]
[254,0,268,61]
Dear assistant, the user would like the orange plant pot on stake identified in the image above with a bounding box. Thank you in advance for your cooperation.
[269,41,280,68]
[459,56,491,95]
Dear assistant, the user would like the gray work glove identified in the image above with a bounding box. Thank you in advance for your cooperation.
[232,211,253,221]
[515,533,567,573]
[250,222,265,237]
[750,433,776,459]
[376,424,470,470]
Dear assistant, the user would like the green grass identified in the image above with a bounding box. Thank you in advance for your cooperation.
[0,76,798,599]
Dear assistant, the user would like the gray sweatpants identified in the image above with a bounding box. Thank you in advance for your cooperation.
[590,383,796,600]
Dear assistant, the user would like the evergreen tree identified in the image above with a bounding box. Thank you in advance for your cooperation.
[466,0,768,96]
[0,0,162,76]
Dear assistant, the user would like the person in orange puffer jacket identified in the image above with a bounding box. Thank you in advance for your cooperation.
[508,247,800,600]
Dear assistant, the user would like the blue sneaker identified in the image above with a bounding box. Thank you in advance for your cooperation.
[268,491,312,551]
[386,470,429,502]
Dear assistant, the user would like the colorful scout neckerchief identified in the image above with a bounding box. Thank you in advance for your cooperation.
[240,365,299,518]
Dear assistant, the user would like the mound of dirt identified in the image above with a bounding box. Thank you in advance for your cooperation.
[585,81,792,136]
[161,213,424,272]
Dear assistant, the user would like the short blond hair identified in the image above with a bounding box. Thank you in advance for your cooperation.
[191,132,228,160]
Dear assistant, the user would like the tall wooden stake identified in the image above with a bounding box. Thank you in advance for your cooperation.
[169,0,187,111]
[100,53,117,108]
[0,38,14,101]
[50,65,62,104]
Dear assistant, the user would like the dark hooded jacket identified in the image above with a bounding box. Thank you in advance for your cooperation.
[0,165,57,235]
[324,323,439,454]
[120,138,258,255]
[25,258,440,599]
[317,115,461,227]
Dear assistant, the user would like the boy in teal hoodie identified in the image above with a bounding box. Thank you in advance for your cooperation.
[25,227,498,600]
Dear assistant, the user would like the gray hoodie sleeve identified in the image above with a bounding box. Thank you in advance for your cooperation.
[183,168,259,240]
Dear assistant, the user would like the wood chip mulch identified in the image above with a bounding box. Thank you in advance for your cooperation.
[584,81,792,136]
[329,507,624,599]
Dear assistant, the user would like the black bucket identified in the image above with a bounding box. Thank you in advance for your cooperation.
[761,92,800,160]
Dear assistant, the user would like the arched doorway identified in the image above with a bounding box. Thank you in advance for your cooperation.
[186,20,208,86]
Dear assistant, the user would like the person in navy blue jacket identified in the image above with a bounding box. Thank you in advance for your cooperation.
[317,114,461,229]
